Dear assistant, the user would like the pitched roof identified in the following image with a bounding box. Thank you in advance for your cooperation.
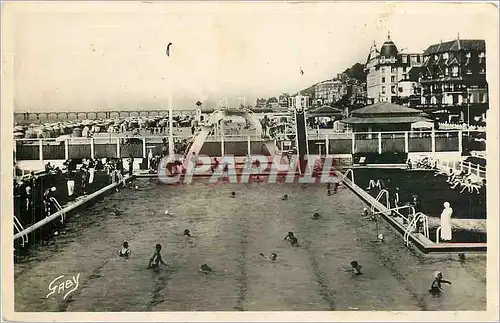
[341,116,432,124]
[308,106,343,114]
[351,102,422,116]
[424,39,485,55]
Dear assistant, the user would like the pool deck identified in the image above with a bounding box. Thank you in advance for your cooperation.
[333,170,487,254]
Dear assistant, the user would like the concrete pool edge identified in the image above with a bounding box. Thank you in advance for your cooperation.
[333,170,487,254]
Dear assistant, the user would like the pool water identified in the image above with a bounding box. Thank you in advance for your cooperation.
[353,169,486,220]
[14,179,486,312]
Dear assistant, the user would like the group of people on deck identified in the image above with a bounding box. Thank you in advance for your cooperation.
[435,167,485,195]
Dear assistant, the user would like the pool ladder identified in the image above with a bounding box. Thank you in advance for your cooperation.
[403,212,429,247]
[369,189,430,247]
[341,168,354,184]
[14,216,28,247]
[370,189,390,215]
[49,197,66,223]
[435,226,442,243]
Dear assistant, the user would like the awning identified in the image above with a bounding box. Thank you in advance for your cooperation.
[341,116,432,124]
[411,121,434,129]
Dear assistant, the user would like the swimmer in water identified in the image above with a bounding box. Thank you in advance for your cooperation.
[118,241,131,258]
[313,213,320,220]
[429,271,451,295]
[200,264,213,274]
[230,191,236,198]
[183,229,192,237]
[147,243,167,270]
[282,194,288,200]
[260,252,278,261]
[284,231,299,246]
[344,261,363,275]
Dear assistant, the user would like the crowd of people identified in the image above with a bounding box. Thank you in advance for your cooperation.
[13,154,139,243]
[434,167,485,195]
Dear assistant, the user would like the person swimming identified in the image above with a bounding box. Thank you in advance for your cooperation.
[118,241,131,258]
[259,252,278,261]
[200,264,213,273]
[313,213,320,220]
[344,261,363,275]
[184,229,192,237]
[282,194,288,200]
[230,191,236,198]
[284,231,299,246]
[429,271,451,295]
[147,243,167,270]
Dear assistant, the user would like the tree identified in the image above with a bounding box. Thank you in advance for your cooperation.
[342,63,367,83]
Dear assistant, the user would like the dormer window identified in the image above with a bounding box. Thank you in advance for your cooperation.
[443,53,449,60]
[466,52,471,58]
[445,68,449,76]
[434,55,439,60]
[479,52,485,58]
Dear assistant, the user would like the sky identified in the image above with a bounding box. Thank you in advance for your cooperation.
[4,1,497,112]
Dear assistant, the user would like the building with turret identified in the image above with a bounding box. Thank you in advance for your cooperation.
[365,34,423,105]
[419,37,488,123]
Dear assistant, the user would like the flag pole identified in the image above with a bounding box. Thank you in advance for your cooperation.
[168,48,174,159]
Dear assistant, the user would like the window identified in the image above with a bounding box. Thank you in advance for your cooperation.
[479,93,485,103]
[381,86,386,94]
[381,77,386,83]
[391,76,395,82]
[452,66,459,77]
[479,52,485,58]
[417,55,421,62]
[391,86,396,94]
[402,73,407,79]
[466,52,471,58]
[434,55,439,60]
[399,87,403,93]
[381,67,386,73]
[402,56,408,63]
[467,69,472,75]
[480,67,486,74]
[403,66,407,72]
[443,53,449,60]
[391,67,396,73]
[445,68,449,76]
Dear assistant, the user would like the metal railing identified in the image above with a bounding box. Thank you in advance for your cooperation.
[436,226,442,243]
[403,212,429,246]
[341,168,355,184]
[371,189,390,214]
[14,216,28,247]
[49,197,66,223]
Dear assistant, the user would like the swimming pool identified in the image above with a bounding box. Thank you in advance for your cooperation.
[14,179,486,312]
